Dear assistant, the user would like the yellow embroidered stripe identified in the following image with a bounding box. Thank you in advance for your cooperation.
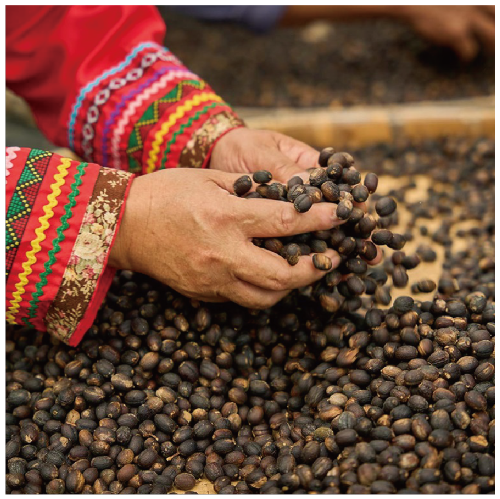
[146,92,223,173]
[6,158,72,323]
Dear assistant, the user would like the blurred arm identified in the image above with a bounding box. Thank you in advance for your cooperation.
[280,5,396,25]
[281,5,494,61]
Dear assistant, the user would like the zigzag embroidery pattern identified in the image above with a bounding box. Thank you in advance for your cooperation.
[146,92,223,173]
[26,162,88,324]
[6,146,20,184]
[126,79,205,157]
[111,70,196,169]
[100,65,187,167]
[6,150,52,277]
[6,158,72,324]
[67,41,161,149]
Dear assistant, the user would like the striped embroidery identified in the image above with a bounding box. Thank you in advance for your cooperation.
[125,80,206,173]
[7,157,72,323]
[6,146,20,184]
[159,102,226,169]
[26,162,88,323]
[68,41,161,149]
[146,92,223,173]
[79,54,183,161]
[6,150,52,277]
[111,69,196,169]
[100,65,186,167]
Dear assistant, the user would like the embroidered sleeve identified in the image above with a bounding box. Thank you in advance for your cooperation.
[6,147,134,346]
[6,6,244,174]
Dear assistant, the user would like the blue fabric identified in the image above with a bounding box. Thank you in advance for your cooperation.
[170,6,287,33]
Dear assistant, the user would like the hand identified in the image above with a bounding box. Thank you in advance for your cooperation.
[210,128,321,183]
[397,6,494,61]
[109,168,346,309]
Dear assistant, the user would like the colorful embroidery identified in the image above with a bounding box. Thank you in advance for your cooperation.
[101,66,200,166]
[111,69,195,170]
[146,92,223,173]
[80,60,182,161]
[100,65,171,167]
[126,79,207,172]
[75,47,184,161]
[26,162,88,322]
[6,149,52,277]
[45,168,132,343]
[6,157,72,323]
[70,40,242,177]
[6,146,20,184]
[178,112,245,168]
[68,41,162,149]
[159,102,227,169]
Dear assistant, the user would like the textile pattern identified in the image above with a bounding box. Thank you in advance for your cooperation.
[5,148,133,345]
[70,44,244,173]
[45,167,132,345]
[6,149,53,277]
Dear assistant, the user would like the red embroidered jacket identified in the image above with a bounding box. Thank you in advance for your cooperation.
[6,6,243,345]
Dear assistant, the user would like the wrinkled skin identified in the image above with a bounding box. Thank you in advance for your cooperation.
[110,128,382,308]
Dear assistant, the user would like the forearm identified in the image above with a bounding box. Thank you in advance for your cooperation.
[6,6,244,173]
[280,5,405,26]
[6,147,133,346]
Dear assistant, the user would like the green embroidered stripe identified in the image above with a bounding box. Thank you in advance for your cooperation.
[25,162,88,323]
[127,80,204,152]
[128,157,142,174]
[159,102,225,170]
[125,80,204,170]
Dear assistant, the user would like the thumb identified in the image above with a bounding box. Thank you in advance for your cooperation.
[265,149,311,184]
[454,34,479,62]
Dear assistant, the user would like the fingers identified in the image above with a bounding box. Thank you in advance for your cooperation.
[354,201,367,213]
[265,150,312,184]
[479,5,495,19]
[365,246,384,266]
[233,197,346,237]
[234,246,341,292]
[275,133,321,171]
[452,31,479,61]
[473,10,495,53]
[221,280,290,310]
[208,170,254,194]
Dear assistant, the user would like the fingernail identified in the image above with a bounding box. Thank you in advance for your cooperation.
[331,252,341,267]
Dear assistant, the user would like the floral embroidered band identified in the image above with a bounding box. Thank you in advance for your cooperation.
[45,167,133,344]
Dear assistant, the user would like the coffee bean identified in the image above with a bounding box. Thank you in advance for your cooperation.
[364,173,378,193]
[252,170,272,184]
[319,147,335,167]
[336,200,353,220]
[376,197,397,217]
[309,168,328,187]
[234,175,253,196]
[293,193,313,213]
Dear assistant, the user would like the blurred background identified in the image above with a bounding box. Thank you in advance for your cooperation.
[160,6,494,108]
[6,5,495,149]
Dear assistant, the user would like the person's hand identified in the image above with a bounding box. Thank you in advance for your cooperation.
[210,128,321,183]
[109,168,347,309]
[397,6,494,61]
